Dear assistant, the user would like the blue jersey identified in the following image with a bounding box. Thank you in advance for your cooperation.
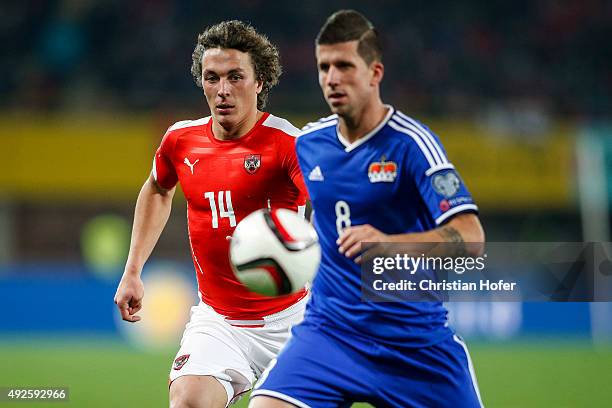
[296,106,478,347]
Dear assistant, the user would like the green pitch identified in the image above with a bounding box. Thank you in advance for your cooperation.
[0,338,610,407]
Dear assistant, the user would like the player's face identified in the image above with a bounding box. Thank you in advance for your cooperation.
[201,48,263,128]
[316,41,381,118]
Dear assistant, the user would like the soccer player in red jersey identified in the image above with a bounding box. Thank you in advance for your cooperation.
[114,21,308,408]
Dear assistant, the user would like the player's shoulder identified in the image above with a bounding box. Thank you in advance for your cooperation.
[298,114,339,144]
[261,114,301,138]
[301,113,338,134]
[165,116,211,136]
[160,117,211,150]
[387,110,437,143]
[387,109,451,169]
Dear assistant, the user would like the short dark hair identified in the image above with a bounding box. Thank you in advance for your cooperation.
[191,20,281,110]
[316,10,382,64]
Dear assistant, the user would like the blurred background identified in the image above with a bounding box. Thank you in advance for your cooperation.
[1,0,611,406]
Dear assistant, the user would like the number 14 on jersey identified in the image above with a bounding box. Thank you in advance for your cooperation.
[205,191,236,228]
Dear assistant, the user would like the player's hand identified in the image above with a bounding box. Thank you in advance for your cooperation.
[114,273,145,323]
[337,224,389,263]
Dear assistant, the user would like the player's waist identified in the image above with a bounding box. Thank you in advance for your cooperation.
[309,289,451,345]
[200,289,309,328]
[315,309,453,348]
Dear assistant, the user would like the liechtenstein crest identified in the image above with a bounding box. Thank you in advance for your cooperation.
[368,155,397,183]
[244,154,261,174]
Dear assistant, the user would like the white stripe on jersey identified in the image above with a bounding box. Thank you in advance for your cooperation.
[187,207,206,277]
[167,116,211,132]
[151,157,158,181]
[388,120,437,168]
[392,115,444,165]
[436,204,478,225]
[425,163,456,176]
[395,111,449,163]
[300,119,337,135]
[250,390,311,408]
[341,106,394,153]
[453,335,484,408]
[262,114,301,137]
[302,114,338,130]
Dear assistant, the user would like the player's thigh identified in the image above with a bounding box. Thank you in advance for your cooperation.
[250,323,368,407]
[170,375,228,408]
[170,306,255,406]
[239,298,307,376]
[418,335,482,408]
[374,335,483,408]
[446,335,483,407]
[250,395,353,408]
[249,395,295,408]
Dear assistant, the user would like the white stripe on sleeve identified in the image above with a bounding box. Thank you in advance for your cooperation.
[393,114,445,165]
[389,120,437,168]
[435,204,478,225]
[395,111,449,163]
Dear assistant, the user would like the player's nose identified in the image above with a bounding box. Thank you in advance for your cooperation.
[326,66,340,87]
[217,78,231,96]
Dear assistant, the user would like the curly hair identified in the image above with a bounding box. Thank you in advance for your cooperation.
[191,20,282,111]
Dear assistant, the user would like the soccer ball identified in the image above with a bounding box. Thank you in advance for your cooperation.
[230,208,320,296]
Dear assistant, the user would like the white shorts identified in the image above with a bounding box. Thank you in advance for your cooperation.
[169,296,307,406]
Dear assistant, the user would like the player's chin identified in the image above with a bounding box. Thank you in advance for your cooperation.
[213,112,236,126]
[327,101,348,114]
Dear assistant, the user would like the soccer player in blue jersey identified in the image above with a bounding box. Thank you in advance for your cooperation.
[250,9,485,408]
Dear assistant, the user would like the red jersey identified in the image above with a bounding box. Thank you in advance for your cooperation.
[153,112,308,320]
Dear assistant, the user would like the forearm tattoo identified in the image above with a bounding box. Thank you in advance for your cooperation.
[438,226,467,256]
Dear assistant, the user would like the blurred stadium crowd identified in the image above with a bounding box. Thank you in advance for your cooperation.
[2,0,611,118]
[1,0,612,369]
[3,0,611,264]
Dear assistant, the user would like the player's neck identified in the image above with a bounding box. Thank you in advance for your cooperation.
[339,100,388,143]
[211,110,263,140]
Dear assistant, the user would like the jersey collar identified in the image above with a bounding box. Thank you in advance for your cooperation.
[336,105,394,153]
[206,112,270,145]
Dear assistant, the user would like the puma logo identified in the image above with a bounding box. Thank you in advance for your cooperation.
[184,158,199,175]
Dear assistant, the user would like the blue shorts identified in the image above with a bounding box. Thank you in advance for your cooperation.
[251,320,483,408]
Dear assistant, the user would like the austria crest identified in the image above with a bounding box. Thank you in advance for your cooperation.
[173,354,190,370]
[244,154,261,174]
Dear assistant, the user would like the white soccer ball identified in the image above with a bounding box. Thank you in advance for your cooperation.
[230,208,320,296]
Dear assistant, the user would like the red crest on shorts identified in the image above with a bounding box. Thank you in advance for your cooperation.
[173,354,190,370]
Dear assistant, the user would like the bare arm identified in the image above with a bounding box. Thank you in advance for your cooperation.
[124,175,176,274]
[114,175,176,322]
[392,213,484,257]
[338,213,485,261]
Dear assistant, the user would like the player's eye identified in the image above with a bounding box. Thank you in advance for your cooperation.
[229,74,243,81]
[204,75,218,83]
[318,63,330,72]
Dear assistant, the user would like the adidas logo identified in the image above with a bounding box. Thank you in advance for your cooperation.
[308,166,324,181]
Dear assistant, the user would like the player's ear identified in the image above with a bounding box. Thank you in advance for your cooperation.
[255,79,263,94]
[370,61,384,86]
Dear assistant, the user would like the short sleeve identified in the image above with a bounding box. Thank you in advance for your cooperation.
[403,135,477,226]
[287,138,308,201]
[152,128,179,190]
